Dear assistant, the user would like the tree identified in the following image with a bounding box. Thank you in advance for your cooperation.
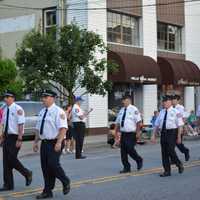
[0,59,24,100]
[16,24,117,103]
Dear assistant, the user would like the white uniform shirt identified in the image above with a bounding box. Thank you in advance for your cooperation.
[2,102,25,135]
[175,104,187,118]
[155,106,184,130]
[71,104,85,123]
[196,105,200,117]
[36,103,68,140]
[116,104,141,133]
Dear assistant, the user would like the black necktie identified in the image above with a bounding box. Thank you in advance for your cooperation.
[40,108,48,135]
[4,108,9,135]
[121,108,127,127]
[162,109,168,132]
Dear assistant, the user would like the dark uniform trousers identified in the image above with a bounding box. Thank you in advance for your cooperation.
[73,122,85,158]
[3,135,29,189]
[176,135,189,154]
[161,129,182,173]
[40,140,70,193]
[120,132,142,170]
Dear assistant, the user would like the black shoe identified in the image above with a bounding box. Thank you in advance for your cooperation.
[160,172,171,177]
[63,183,70,195]
[178,164,184,174]
[137,159,143,171]
[119,169,131,174]
[0,186,13,192]
[185,151,190,162]
[76,156,86,159]
[36,192,53,199]
[26,171,33,186]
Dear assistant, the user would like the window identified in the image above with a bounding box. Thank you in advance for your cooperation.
[157,23,182,52]
[107,11,139,46]
[44,8,57,36]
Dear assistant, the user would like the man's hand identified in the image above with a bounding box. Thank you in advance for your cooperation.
[54,142,62,152]
[151,134,157,144]
[176,135,182,144]
[0,134,4,146]
[136,132,141,140]
[33,142,39,152]
[16,139,22,149]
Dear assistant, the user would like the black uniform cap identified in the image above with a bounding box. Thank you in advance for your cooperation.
[162,95,173,102]
[122,94,132,100]
[41,90,57,97]
[171,94,181,100]
[3,90,16,98]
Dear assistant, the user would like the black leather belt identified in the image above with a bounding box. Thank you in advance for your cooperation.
[121,132,136,134]
[42,139,57,143]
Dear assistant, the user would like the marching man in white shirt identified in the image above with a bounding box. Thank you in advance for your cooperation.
[115,95,143,174]
[0,91,32,191]
[33,90,70,199]
[172,95,190,161]
[151,95,184,177]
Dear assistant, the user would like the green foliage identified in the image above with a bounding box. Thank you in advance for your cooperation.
[16,24,117,103]
[0,59,24,100]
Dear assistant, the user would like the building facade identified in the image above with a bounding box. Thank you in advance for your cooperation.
[1,0,200,134]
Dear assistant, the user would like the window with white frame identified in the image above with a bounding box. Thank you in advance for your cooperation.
[44,8,57,35]
[107,11,140,46]
[157,22,182,52]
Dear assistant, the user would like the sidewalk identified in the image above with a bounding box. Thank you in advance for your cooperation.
[0,134,108,159]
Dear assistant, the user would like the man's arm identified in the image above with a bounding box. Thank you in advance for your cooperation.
[136,121,142,140]
[16,124,24,148]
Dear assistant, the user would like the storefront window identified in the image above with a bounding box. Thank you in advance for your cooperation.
[157,22,182,52]
[107,11,140,46]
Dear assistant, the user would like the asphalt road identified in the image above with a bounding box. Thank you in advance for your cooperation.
[0,140,200,200]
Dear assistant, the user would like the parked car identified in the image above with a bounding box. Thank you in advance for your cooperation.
[0,101,43,137]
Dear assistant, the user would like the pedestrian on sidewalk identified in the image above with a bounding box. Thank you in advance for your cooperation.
[72,96,93,159]
[172,95,190,161]
[33,90,70,199]
[115,95,143,174]
[62,104,75,154]
[151,95,184,177]
[0,91,32,192]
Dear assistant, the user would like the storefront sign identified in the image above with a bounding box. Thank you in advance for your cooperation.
[131,76,157,83]
[178,79,200,86]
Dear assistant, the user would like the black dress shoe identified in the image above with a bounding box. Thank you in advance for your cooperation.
[63,183,70,195]
[119,169,131,174]
[185,151,190,162]
[0,186,13,192]
[137,159,143,171]
[160,172,171,177]
[36,192,53,199]
[76,156,86,159]
[178,164,184,174]
[26,171,33,186]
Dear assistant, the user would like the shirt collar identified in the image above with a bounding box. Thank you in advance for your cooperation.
[8,102,15,109]
[46,103,55,111]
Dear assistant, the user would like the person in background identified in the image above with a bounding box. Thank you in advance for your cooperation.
[151,111,159,127]
[196,104,200,120]
[72,96,93,159]
[63,104,75,154]
[107,123,120,148]
[187,110,197,128]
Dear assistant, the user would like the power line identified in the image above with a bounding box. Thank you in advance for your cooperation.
[0,0,200,11]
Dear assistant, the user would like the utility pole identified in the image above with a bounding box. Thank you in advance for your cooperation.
[58,0,67,27]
